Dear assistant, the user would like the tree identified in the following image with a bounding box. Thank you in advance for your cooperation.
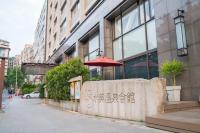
[4,67,25,88]
[45,58,89,101]
[160,59,184,86]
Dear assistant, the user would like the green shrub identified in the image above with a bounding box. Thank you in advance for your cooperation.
[21,84,36,95]
[45,58,89,101]
[89,75,102,81]
[160,59,184,86]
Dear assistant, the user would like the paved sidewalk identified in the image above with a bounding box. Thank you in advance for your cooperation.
[0,97,170,133]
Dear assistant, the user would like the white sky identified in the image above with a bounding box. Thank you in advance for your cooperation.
[0,0,45,57]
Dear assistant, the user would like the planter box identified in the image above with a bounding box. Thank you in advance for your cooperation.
[166,86,181,102]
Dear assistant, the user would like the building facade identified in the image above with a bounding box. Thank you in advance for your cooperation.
[14,55,22,67]
[21,44,33,63]
[0,39,10,76]
[8,57,15,69]
[33,0,47,63]
[45,0,200,101]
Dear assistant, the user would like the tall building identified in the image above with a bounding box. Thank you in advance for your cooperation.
[45,0,200,101]
[8,57,15,69]
[14,54,21,67]
[0,39,10,76]
[33,0,47,63]
[21,44,33,63]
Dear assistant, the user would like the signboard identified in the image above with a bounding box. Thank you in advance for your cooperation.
[0,48,9,58]
[70,82,75,98]
[69,76,82,100]
[75,81,81,99]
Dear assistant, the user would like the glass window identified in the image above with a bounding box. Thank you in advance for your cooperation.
[114,15,122,38]
[149,52,158,78]
[115,66,124,79]
[147,20,157,50]
[140,3,145,24]
[149,0,155,17]
[113,38,122,60]
[86,0,96,8]
[84,55,89,62]
[89,50,98,60]
[60,18,67,33]
[124,55,148,79]
[71,1,80,26]
[123,25,146,58]
[89,34,99,53]
[145,0,150,21]
[122,5,139,34]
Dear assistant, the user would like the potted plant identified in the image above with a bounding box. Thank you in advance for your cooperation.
[160,59,184,101]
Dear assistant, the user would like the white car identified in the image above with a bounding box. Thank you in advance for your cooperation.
[23,91,40,99]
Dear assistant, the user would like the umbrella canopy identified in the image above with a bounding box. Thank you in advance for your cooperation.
[84,56,122,67]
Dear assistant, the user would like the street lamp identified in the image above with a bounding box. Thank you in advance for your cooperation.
[0,43,10,110]
[174,9,188,56]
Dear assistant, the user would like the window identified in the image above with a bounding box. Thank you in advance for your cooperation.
[55,2,58,10]
[54,17,57,25]
[122,4,139,34]
[60,18,67,33]
[145,0,150,21]
[149,52,158,78]
[54,33,57,41]
[50,15,52,21]
[124,55,148,79]
[86,0,97,9]
[49,28,51,34]
[113,0,157,79]
[71,1,80,26]
[89,34,99,53]
[49,42,51,48]
[50,2,52,8]
[113,38,122,60]
[61,0,67,13]
[114,15,122,38]
[147,20,157,50]
[123,26,146,58]
[84,33,100,61]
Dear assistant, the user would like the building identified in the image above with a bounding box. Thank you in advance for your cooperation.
[21,44,33,63]
[8,57,15,69]
[33,0,47,63]
[14,54,22,67]
[45,0,200,101]
[0,39,10,76]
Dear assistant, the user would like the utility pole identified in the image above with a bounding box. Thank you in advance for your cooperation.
[15,67,18,90]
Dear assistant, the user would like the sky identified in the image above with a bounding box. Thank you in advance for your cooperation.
[0,0,45,57]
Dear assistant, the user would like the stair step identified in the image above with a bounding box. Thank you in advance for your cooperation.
[164,101,200,113]
[145,109,200,133]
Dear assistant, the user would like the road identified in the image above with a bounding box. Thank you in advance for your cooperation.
[0,97,170,133]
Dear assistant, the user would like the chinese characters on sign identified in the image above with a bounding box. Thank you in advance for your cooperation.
[86,89,135,104]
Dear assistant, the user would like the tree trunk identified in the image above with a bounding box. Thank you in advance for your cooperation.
[173,74,176,86]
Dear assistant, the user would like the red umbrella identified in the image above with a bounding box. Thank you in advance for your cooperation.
[84,56,122,79]
[84,56,122,66]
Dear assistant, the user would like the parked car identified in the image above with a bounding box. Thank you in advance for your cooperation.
[22,91,40,99]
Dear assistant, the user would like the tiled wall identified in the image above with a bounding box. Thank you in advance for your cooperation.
[155,0,200,100]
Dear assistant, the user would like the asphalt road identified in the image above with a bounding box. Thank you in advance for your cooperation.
[0,97,170,133]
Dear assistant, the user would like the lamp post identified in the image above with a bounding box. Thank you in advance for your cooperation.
[174,9,188,56]
[0,45,10,110]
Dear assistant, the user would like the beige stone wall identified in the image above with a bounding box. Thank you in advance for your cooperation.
[80,78,166,121]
